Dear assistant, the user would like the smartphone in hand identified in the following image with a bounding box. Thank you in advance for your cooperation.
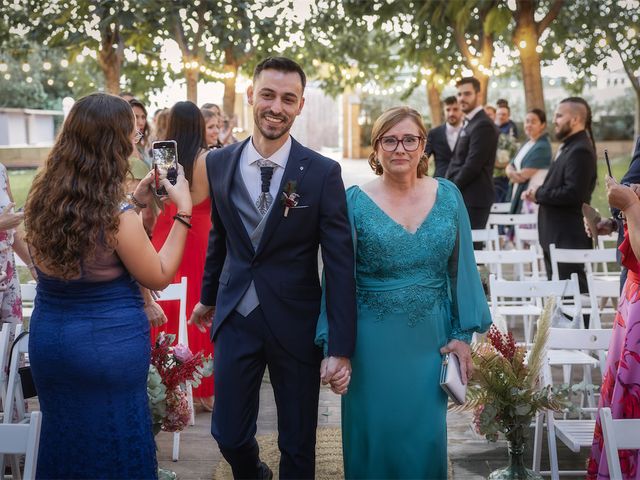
[152,140,178,195]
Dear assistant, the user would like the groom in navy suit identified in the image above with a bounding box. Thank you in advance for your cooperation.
[190,57,356,479]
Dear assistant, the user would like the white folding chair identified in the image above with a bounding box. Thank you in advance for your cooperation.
[489,274,581,344]
[475,245,539,281]
[549,244,618,282]
[586,274,620,329]
[487,212,538,230]
[597,233,619,250]
[600,407,640,480]
[0,323,16,411]
[471,226,500,251]
[155,277,192,461]
[0,411,42,480]
[1,325,31,479]
[20,283,37,321]
[490,202,512,214]
[533,328,612,480]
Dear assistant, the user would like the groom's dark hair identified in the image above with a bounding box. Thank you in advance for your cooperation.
[253,56,306,90]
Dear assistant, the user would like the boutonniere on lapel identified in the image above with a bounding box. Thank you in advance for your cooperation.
[281,180,308,217]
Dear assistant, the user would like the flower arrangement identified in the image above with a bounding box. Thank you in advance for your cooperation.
[147,332,213,434]
[495,131,519,175]
[464,300,569,447]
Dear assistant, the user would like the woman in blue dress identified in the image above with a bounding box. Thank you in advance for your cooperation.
[24,93,193,479]
[317,106,491,479]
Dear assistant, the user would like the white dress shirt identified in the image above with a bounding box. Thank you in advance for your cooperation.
[465,105,484,122]
[239,136,292,207]
[445,123,462,151]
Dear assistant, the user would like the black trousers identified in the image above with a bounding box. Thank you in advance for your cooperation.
[542,249,590,327]
[211,307,320,479]
[467,206,492,230]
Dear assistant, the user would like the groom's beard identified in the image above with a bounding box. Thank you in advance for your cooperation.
[254,109,294,141]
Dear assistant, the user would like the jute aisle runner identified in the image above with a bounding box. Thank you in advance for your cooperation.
[213,427,344,480]
[213,427,454,479]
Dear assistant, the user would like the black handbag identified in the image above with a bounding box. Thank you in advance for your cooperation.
[8,330,37,399]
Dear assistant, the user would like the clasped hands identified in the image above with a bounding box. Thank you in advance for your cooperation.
[320,356,351,395]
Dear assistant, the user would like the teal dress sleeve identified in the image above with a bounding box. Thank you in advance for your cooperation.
[521,134,552,170]
[444,181,492,342]
[315,185,359,356]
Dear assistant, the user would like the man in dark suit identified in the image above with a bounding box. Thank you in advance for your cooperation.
[523,97,597,292]
[190,57,356,479]
[425,96,463,177]
[446,77,499,229]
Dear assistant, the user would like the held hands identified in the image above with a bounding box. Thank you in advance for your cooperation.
[583,215,614,238]
[606,176,640,212]
[320,356,351,395]
[440,339,473,385]
[188,302,215,333]
[0,203,24,231]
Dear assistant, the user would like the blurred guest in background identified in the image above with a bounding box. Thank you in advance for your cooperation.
[505,108,551,214]
[426,96,463,178]
[151,101,215,411]
[202,108,223,150]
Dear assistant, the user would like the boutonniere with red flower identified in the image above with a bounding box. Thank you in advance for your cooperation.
[281,180,300,217]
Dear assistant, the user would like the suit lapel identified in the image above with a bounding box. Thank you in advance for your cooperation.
[255,138,310,257]
[219,139,255,252]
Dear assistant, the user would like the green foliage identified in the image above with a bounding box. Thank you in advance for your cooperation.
[463,300,570,445]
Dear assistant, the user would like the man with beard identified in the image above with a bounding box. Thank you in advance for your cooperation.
[425,96,463,177]
[189,57,356,479]
[523,97,597,292]
[446,77,499,229]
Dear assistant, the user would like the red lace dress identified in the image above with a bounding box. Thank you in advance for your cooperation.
[151,199,214,399]
[587,226,640,479]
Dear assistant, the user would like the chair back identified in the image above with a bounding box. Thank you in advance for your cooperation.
[549,244,617,281]
[487,213,537,227]
[471,226,500,251]
[600,407,640,479]
[586,274,620,329]
[490,202,511,214]
[475,246,539,280]
[154,277,192,461]
[0,411,42,480]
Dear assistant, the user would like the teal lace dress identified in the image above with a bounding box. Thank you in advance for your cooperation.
[317,178,491,479]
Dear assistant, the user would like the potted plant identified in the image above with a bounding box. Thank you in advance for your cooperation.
[464,299,570,479]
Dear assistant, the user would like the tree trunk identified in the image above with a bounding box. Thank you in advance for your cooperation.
[184,67,198,103]
[426,80,443,127]
[222,62,238,118]
[97,24,122,95]
[513,7,545,110]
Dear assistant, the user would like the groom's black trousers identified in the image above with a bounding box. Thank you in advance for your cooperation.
[211,307,321,479]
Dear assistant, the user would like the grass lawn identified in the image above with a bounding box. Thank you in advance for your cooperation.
[4,151,634,219]
[7,168,37,208]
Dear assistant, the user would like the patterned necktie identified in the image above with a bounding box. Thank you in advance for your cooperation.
[256,159,277,215]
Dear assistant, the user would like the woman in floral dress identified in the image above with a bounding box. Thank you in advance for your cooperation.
[587,177,640,479]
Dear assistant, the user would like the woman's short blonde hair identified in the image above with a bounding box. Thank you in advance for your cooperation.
[367,106,429,177]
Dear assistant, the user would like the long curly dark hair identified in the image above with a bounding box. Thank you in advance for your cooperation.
[25,93,134,279]
[165,101,206,185]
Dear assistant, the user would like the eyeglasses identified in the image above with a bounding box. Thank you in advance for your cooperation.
[134,130,143,143]
[378,135,424,152]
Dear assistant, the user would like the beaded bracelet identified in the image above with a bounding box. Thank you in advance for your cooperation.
[129,193,148,209]
[173,215,192,229]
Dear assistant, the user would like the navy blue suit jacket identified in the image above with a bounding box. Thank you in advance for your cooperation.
[199,137,357,364]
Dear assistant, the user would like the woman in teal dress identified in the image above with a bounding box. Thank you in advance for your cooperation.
[505,108,552,214]
[317,106,491,479]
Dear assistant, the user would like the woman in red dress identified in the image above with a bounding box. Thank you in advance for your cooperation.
[151,101,216,411]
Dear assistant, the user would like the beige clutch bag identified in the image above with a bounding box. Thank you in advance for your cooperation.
[440,353,466,405]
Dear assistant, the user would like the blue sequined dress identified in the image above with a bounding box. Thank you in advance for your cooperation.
[29,238,158,479]
[317,178,491,479]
